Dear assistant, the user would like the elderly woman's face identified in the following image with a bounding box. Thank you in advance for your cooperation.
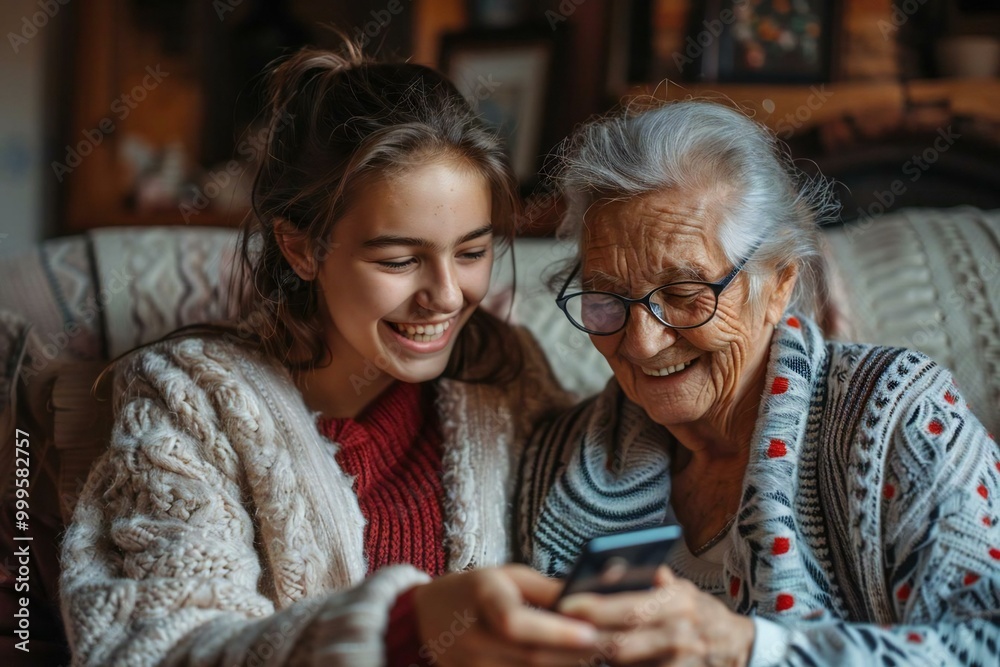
[582,188,792,430]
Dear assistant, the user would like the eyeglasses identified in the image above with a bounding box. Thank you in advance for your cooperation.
[555,253,753,336]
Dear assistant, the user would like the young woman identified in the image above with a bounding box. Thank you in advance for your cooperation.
[59,45,600,667]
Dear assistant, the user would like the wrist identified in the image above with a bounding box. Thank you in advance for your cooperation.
[386,586,424,666]
[747,616,791,667]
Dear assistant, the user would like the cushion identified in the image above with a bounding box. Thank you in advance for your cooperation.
[824,206,1000,436]
[0,236,102,366]
[49,362,113,524]
[90,226,241,357]
[0,310,71,664]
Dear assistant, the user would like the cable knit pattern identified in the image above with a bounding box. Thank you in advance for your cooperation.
[520,315,1000,666]
[59,325,571,667]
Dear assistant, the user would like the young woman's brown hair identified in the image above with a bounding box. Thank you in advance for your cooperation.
[227,43,523,382]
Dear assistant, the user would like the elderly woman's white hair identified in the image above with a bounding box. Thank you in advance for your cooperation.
[553,99,840,318]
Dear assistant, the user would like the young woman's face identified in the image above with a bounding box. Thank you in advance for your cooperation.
[314,159,495,384]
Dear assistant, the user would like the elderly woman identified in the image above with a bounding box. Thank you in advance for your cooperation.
[518,100,1000,666]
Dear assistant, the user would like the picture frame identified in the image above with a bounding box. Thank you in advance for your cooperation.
[605,0,657,98]
[440,25,567,189]
[687,0,836,83]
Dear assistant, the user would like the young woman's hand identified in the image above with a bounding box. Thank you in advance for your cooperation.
[557,566,755,667]
[411,564,603,666]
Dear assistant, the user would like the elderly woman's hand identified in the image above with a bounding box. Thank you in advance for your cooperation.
[412,564,602,667]
[557,567,755,667]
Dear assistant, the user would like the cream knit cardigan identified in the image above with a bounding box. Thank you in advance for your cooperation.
[59,327,569,667]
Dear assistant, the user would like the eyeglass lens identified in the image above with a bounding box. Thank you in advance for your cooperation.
[565,283,718,332]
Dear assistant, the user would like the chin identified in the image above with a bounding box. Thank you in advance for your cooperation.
[389,358,451,384]
[625,381,707,427]
[643,403,705,428]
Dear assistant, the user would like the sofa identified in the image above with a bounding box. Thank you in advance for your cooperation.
[1,206,998,663]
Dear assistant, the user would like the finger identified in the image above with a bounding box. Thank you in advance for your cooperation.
[461,629,607,667]
[557,583,688,628]
[652,565,676,588]
[429,626,538,667]
[606,625,700,665]
[488,603,600,649]
[501,563,565,608]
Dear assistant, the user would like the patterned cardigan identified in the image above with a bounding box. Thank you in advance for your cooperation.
[519,315,1000,666]
[59,326,570,667]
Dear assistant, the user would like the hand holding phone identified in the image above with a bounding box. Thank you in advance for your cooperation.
[555,524,682,604]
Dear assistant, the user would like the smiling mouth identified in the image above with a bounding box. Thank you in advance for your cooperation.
[387,318,453,342]
[640,358,697,377]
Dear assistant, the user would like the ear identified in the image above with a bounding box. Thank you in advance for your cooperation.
[273,219,318,281]
[764,263,799,327]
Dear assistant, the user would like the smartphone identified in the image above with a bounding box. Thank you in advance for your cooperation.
[555,525,682,603]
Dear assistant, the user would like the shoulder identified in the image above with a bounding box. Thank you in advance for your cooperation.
[822,340,992,495]
[524,377,650,470]
[821,341,967,452]
[79,336,279,516]
[112,333,273,394]
[107,333,283,442]
[823,341,949,412]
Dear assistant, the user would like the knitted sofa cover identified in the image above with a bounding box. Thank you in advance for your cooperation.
[823,207,999,434]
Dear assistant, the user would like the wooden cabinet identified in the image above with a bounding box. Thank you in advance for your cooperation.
[625,78,1000,139]
[57,0,1000,233]
[61,0,227,232]
[58,0,404,233]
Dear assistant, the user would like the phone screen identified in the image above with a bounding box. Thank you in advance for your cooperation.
[556,525,682,602]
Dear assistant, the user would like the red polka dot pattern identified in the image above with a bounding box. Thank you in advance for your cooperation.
[771,377,789,394]
[768,439,787,458]
[775,594,794,611]
[772,537,791,555]
[927,420,944,435]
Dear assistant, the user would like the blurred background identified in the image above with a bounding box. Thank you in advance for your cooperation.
[2,0,1000,256]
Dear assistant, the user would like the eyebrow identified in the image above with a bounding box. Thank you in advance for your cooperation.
[361,224,493,251]
[583,264,707,291]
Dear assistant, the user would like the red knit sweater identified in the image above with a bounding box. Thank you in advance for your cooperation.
[316,381,445,666]
[316,381,447,577]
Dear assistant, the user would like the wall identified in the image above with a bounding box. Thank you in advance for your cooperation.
[0,0,60,257]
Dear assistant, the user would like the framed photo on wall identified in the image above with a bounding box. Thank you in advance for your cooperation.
[440,26,566,189]
[689,0,836,83]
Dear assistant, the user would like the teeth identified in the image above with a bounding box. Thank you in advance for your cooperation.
[390,319,451,341]
[640,359,694,377]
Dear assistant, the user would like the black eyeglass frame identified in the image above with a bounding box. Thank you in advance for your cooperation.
[555,254,754,336]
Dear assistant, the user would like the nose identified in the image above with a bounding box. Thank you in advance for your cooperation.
[620,303,678,360]
[417,259,464,313]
